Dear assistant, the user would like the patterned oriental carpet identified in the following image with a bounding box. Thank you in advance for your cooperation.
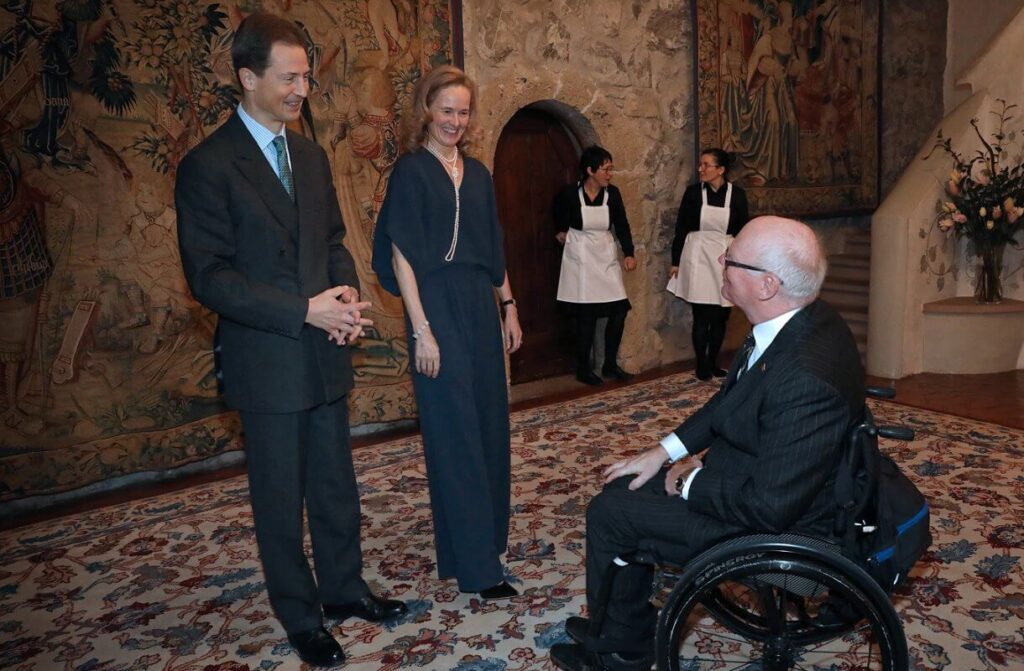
[2,374,1023,670]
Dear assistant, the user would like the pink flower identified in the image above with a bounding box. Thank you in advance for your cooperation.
[938,217,953,232]
[952,212,967,224]
[975,171,990,185]
[993,205,1003,219]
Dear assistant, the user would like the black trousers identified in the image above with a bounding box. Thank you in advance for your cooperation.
[410,266,511,591]
[241,396,368,634]
[585,472,744,646]
[576,310,628,374]
[691,303,731,374]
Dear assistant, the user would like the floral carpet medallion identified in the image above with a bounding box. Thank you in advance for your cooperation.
[1,374,1023,670]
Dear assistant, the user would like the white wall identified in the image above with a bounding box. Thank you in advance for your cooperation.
[944,0,1024,112]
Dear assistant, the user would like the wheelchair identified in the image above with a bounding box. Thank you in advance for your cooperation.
[586,388,916,671]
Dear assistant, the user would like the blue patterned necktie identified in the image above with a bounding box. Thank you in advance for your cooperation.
[271,136,294,201]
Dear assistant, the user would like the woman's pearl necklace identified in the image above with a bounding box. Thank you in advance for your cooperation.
[426,138,461,262]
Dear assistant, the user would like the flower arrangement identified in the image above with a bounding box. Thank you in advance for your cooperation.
[925,99,1024,302]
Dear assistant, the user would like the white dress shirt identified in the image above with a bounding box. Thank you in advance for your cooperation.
[661,306,804,499]
[237,104,291,178]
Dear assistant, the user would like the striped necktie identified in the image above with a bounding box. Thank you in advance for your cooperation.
[271,136,294,201]
[734,333,756,380]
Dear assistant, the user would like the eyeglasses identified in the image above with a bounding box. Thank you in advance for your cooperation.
[723,256,784,285]
[596,164,613,174]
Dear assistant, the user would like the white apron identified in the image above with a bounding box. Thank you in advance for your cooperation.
[557,188,628,303]
[667,182,734,306]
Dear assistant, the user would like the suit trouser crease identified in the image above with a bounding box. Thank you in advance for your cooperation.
[412,267,511,591]
[586,473,744,645]
[242,398,368,634]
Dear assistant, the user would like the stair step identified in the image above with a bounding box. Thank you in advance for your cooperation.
[844,237,872,255]
[822,277,870,292]
[846,319,868,339]
[826,265,871,283]
[829,254,871,269]
[820,289,870,309]
[839,309,868,325]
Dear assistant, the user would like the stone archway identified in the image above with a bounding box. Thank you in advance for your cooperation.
[492,105,587,383]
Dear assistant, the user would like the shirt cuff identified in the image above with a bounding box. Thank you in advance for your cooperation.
[680,467,702,500]
[660,433,689,463]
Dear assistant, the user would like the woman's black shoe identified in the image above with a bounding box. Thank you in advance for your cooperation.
[711,366,728,377]
[576,370,603,386]
[601,364,632,381]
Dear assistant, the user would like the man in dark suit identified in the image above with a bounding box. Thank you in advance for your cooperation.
[551,217,865,671]
[175,13,405,668]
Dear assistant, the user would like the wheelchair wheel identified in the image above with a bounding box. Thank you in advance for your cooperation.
[655,536,907,671]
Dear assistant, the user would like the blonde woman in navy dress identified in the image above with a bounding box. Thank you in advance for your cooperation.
[372,65,522,600]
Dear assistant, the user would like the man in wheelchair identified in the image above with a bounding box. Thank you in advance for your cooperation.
[552,217,866,671]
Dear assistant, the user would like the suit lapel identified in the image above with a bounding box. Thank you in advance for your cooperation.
[721,303,816,401]
[289,132,320,287]
[225,113,299,240]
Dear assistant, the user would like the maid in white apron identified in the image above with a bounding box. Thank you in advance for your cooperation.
[666,148,749,380]
[554,146,636,386]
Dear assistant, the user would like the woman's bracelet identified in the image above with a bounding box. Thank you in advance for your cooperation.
[412,320,430,340]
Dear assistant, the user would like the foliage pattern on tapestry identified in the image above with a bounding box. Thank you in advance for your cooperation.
[0,0,456,502]
[695,0,880,216]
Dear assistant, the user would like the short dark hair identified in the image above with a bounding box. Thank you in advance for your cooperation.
[700,147,732,172]
[231,13,307,83]
[580,145,613,181]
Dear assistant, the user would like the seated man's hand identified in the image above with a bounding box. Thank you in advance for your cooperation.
[664,457,699,496]
[603,445,668,491]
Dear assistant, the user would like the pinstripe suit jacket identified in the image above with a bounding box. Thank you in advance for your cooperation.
[675,299,864,537]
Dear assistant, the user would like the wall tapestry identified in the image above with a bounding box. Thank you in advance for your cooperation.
[0,0,458,504]
[695,0,880,216]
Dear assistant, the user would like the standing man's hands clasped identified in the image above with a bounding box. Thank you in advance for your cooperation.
[305,285,373,345]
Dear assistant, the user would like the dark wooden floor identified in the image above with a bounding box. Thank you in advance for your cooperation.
[865,369,1024,430]
[5,364,1021,530]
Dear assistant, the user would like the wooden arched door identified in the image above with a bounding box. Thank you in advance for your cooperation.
[493,109,578,384]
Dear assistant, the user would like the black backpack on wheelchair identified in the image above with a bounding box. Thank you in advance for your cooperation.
[834,393,932,593]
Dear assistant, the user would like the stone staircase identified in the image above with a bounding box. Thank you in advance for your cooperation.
[820,229,871,361]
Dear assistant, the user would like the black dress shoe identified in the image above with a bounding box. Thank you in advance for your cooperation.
[565,615,590,644]
[550,642,593,671]
[551,641,654,671]
[475,581,519,600]
[601,365,633,381]
[323,593,407,622]
[287,626,345,668]
[695,367,712,381]
[711,366,728,377]
[576,371,603,386]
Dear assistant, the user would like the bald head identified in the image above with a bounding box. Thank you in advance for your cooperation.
[723,216,826,322]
